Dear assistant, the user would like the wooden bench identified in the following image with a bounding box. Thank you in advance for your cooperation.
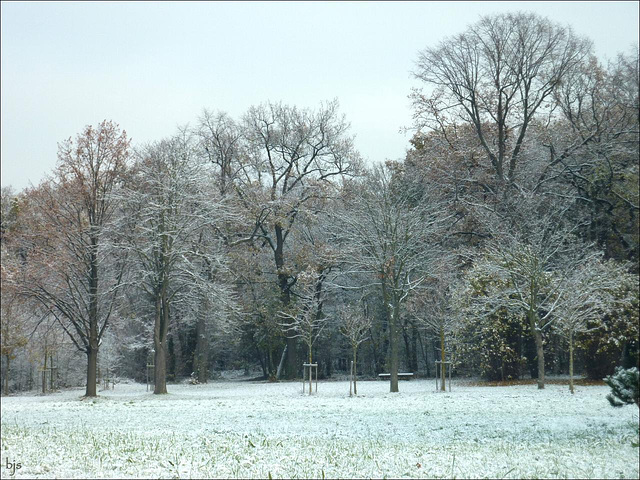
[378,373,414,381]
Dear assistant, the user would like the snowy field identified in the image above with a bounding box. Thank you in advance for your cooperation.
[1,379,638,479]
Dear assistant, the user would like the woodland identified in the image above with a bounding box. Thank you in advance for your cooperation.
[1,12,638,398]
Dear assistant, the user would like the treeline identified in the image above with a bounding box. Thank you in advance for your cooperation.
[1,12,638,396]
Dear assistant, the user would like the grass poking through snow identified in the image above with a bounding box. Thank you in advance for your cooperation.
[1,380,638,478]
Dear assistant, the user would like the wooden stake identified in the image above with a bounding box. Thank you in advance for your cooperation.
[350,360,353,397]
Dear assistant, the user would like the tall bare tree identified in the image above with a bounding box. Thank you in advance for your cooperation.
[333,164,448,392]
[236,100,361,378]
[197,110,244,196]
[114,132,233,393]
[15,121,130,397]
[412,12,591,186]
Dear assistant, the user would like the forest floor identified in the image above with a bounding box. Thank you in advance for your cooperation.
[1,378,638,479]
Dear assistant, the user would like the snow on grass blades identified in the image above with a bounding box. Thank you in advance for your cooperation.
[1,380,638,479]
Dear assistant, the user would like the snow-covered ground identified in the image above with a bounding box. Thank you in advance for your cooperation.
[1,379,638,479]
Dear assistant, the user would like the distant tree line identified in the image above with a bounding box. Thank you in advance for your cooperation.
[1,12,637,396]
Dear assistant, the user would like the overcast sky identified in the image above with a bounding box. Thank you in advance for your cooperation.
[1,1,638,191]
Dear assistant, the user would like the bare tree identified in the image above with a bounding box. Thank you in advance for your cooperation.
[277,270,329,366]
[554,256,636,393]
[236,100,361,378]
[114,132,233,394]
[407,256,459,391]
[196,110,244,196]
[338,304,371,395]
[0,251,29,395]
[408,41,637,267]
[333,164,448,392]
[412,12,592,186]
[1,188,29,395]
[465,195,596,389]
[15,121,130,397]
[539,50,639,262]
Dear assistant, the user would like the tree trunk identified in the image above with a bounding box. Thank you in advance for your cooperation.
[50,355,54,391]
[272,223,298,380]
[153,278,170,394]
[3,355,10,396]
[418,331,430,377]
[307,334,313,394]
[42,351,47,395]
[86,236,100,397]
[283,327,297,379]
[388,287,400,393]
[154,342,167,394]
[275,344,287,380]
[194,302,209,383]
[411,323,418,373]
[86,344,98,397]
[390,321,399,392]
[440,326,446,391]
[402,320,412,373]
[569,331,574,394]
[256,345,267,378]
[353,348,358,395]
[369,325,385,376]
[528,308,545,389]
[533,328,545,390]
